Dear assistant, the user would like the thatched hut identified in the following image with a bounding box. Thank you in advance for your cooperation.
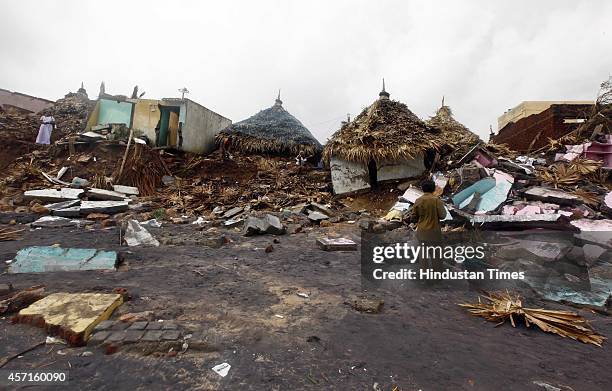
[426,100,481,165]
[216,94,322,156]
[323,82,440,195]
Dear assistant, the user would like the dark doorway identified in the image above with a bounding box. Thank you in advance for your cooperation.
[368,159,378,188]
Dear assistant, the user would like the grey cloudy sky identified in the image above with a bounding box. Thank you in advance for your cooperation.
[1,0,610,141]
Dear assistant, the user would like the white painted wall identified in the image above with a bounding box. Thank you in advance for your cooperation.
[377,154,426,182]
[181,99,232,154]
[330,156,370,195]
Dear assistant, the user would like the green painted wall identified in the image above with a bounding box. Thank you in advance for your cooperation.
[98,99,133,126]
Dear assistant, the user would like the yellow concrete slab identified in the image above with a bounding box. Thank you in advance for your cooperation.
[16,293,123,346]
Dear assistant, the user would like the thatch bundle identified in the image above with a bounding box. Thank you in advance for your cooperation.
[460,291,605,346]
[427,105,481,162]
[323,97,439,164]
[216,98,322,156]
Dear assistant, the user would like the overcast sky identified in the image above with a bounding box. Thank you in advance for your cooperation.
[1,0,610,141]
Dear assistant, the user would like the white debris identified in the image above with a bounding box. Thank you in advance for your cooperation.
[125,220,160,247]
[212,362,231,377]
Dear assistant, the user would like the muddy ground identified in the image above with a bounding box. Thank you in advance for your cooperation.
[0,220,610,390]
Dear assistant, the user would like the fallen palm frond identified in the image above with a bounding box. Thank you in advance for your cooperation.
[459,291,606,346]
[537,164,581,188]
[572,189,601,206]
[568,158,602,175]
[0,227,24,241]
[483,142,518,159]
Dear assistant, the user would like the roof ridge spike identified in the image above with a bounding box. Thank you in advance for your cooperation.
[379,78,390,100]
[275,89,283,106]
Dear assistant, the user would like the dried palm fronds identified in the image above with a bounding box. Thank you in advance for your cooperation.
[0,227,24,241]
[572,189,601,206]
[323,97,440,164]
[483,142,518,159]
[460,291,606,346]
[568,158,602,175]
[426,105,481,163]
[537,163,581,188]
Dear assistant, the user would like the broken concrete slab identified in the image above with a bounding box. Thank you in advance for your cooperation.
[309,203,334,217]
[243,214,285,236]
[317,237,358,251]
[224,218,244,228]
[307,211,329,222]
[14,292,123,346]
[23,188,84,203]
[222,206,244,219]
[125,220,159,246]
[399,186,424,204]
[44,199,80,212]
[9,246,118,273]
[31,216,79,228]
[112,185,139,196]
[524,187,581,206]
[53,206,82,217]
[86,188,129,201]
[80,200,128,215]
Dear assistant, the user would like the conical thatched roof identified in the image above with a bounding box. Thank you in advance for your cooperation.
[216,96,322,156]
[323,88,439,164]
[426,104,481,162]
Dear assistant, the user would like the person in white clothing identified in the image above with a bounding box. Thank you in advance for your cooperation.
[36,115,55,145]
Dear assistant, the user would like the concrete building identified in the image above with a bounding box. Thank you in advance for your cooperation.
[498,101,593,131]
[85,97,231,154]
[0,88,53,114]
[494,102,594,152]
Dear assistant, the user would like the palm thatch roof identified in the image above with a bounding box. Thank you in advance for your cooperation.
[216,96,322,156]
[427,104,481,162]
[323,88,439,164]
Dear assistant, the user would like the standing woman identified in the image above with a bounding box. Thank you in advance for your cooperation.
[36,114,55,144]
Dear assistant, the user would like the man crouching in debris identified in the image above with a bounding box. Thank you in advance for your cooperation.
[410,179,446,277]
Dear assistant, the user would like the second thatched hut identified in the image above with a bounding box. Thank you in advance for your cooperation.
[426,100,481,166]
[216,94,322,156]
[323,83,440,195]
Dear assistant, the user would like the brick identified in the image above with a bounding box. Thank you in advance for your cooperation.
[94,320,114,331]
[111,321,130,330]
[123,330,145,343]
[106,331,126,343]
[88,330,111,345]
[128,321,148,330]
[142,330,163,342]
[146,322,163,330]
[161,330,181,340]
[161,322,178,330]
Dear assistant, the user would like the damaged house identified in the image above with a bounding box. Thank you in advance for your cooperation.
[0,87,54,114]
[323,83,439,195]
[493,101,594,153]
[215,93,322,156]
[85,96,231,154]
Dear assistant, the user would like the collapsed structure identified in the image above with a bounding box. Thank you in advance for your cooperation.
[215,93,322,156]
[85,93,231,154]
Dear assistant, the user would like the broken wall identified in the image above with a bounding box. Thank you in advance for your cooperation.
[180,99,231,154]
[0,88,53,114]
[330,156,370,195]
[376,155,426,182]
[494,104,594,152]
[132,99,161,141]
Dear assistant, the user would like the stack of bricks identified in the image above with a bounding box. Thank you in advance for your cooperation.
[89,320,183,346]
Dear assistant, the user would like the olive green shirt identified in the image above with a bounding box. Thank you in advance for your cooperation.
[411,193,446,242]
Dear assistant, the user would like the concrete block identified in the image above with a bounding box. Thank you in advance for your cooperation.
[112,185,139,196]
[142,330,163,341]
[23,188,84,203]
[86,188,129,201]
[316,237,358,251]
[80,201,129,215]
[9,246,118,273]
[15,292,123,346]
